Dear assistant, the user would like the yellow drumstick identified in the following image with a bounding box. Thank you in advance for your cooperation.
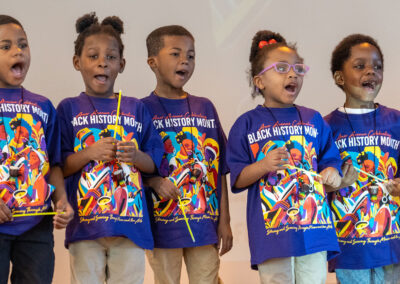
[113,90,122,139]
[169,177,195,242]
[353,166,386,183]
[286,164,322,178]
[178,196,196,242]
[13,212,65,217]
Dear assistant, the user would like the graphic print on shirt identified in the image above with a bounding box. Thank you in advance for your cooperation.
[152,127,220,219]
[0,112,53,212]
[75,125,143,218]
[253,134,332,230]
[331,144,400,240]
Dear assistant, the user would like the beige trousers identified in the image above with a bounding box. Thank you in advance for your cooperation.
[69,237,145,284]
[258,251,327,284]
[146,245,220,284]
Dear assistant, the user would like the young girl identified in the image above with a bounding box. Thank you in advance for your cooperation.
[325,34,400,284]
[226,30,342,284]
[56,13,164,283]
[0,15,73,283]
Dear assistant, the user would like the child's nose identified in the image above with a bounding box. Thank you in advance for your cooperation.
[12,46,23,56]
[98,56,108,67]
[287,67,298,78]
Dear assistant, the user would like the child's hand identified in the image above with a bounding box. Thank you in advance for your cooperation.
[53,198,74,229]
[386,178,400,196]
[217,220,233,256]
[116,141,139,164]
[320,167,341,188]
[87,137,117,162]
[153,178,181,200]
[340,160,358,188]
[0,199,12,223]
[261,146,289,173]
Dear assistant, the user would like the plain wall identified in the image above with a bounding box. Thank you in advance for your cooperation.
[3,0,400,283]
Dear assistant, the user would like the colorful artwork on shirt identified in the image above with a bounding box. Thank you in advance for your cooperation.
[0,114,53,209]
[255,136,331,229]
[152,127,220,217]
[331,146,400,238]
[74,125,142,217]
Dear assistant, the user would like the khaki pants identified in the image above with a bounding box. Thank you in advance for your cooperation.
[69,237,145,284]
[146,245,220,284]
[258,251,327,284]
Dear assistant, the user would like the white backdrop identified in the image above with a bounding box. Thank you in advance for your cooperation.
[3,1,400,283]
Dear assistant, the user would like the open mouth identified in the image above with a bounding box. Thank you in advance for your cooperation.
[176,70,187,78]
[361,80,376,91]
[94,75,108,83]
[285,82,297,93]
[11,62,24,78]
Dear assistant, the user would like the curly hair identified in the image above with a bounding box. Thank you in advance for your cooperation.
[74,12,124,57]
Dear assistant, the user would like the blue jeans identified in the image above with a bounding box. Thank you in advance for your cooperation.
[336,265,400,284]
[0,216,54,284]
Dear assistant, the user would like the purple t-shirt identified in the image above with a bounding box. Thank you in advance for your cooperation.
[141,92,229,248]
[227,105,341,269]
[325,105,400,269]
[57,92,164,249]
[0,87,60,236]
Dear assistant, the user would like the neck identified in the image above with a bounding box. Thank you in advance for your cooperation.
[154,84,186,99]
[344,97,375,109]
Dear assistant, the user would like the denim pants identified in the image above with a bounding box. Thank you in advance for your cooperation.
[0,216,54,284]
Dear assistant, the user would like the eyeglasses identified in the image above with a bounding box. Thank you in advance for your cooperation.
[257,62,310,76]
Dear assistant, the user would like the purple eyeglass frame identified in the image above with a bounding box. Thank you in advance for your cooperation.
[257,62,310,76]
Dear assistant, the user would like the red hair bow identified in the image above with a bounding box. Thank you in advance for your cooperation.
[258,39,277,49]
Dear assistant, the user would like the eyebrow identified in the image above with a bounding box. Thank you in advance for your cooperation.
[170,47,195,52]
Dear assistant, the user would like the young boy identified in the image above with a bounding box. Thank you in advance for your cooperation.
[325,34,400,284]
[141,25,233,284]
[0,15,73,283]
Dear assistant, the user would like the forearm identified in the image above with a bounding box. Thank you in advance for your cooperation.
[49,166,68,203]
[234,160,269,189]
[62,149,92,177]
[219,175,231,224]
[143,176,163,188]
[133,150,156,174]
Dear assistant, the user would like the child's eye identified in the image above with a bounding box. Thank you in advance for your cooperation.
[374,64,383,70]
[18,42,28,49]
[107,55,116,60]
[354,64,365,69]
[171,52,179,57]
[0,44,10,50]
[188,55,195,60]
[89,55,98,59]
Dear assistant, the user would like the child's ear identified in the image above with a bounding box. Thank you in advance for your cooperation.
[73,55,81,71]
[253,75,265,91]
[147,56,157,70]
[334,71,344,86]
[119,58,126,73]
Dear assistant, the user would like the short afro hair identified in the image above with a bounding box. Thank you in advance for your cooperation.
[146,25,194,57]
[331,34,384,76]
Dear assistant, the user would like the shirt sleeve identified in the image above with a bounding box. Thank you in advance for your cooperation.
[45,100,61,167]
[226,116,252,193]
[138,102,164,172]
[317,113,342,175]
[211,102,229,175]
[56,100,75,166]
